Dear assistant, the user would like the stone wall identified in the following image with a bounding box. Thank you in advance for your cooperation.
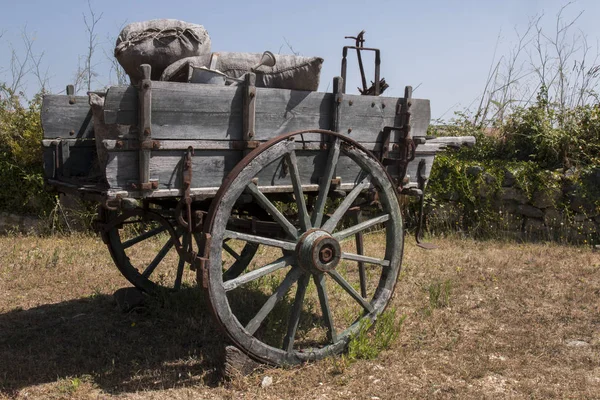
[425,166,600,244]
[0,212,42,233]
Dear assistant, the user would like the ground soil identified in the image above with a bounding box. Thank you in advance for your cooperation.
[0,235,598,399]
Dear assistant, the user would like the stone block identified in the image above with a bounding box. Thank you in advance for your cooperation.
[524,218,548,238]
[516,204,544,218]
[543,208,563,227]
[532,188,561,209]
[503,170,516,187]
[501,187,528,204]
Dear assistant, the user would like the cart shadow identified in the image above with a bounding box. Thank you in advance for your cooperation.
[0,288,225,395]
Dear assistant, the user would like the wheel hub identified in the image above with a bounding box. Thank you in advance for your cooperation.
[296,230,341,274]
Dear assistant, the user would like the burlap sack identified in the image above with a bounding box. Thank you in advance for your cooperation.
[115,19,211,83]
[160,52,324,91]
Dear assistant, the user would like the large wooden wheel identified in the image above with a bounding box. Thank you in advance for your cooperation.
[202,130,404,365]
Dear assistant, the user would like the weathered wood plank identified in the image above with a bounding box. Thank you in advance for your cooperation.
[337,96,431,142]
[102,82,431,141]
[42,95,94,139]
[42,140,97,179]
[104,142,439,192]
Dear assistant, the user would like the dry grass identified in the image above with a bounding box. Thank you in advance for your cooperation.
[0,233,599,399]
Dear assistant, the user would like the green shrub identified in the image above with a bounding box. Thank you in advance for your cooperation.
[0,87,55,216]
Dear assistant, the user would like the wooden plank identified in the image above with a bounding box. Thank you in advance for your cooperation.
[41,95,94,139]
[42,140,97,179]
[101,138,447,153]
[102,82,431,141]
[104,144,438,192]
[337,95,431,142]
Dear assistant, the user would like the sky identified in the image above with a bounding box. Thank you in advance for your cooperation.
[1,0,599,120]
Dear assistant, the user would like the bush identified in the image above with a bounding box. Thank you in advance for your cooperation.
[0,86,55,216]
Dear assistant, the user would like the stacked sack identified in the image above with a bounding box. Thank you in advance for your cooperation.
[114,19,212,83]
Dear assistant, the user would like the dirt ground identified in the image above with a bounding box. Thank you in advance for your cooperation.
[0,234,598,399]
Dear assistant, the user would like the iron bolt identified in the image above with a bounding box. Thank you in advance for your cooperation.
[319,245,334,263]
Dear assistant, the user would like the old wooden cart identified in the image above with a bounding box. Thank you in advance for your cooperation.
[41,46,472,365]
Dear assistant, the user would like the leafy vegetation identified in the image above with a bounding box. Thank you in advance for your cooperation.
[0,86,55,216]
[347,308,405,360]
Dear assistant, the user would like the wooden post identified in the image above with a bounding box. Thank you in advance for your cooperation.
[138,64,152,190]
[331,76,343,133]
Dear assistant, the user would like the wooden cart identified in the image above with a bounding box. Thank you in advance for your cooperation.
[41,50,473,365]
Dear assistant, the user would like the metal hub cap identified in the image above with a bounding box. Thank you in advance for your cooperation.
[296,230,341,273]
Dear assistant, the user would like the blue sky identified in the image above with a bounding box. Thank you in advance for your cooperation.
[1,0,599,119]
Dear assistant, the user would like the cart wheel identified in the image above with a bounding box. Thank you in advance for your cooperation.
[102,208,196,293]
[203,129,404,365]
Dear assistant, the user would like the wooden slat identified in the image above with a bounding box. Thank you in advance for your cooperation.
[41,95,94,139]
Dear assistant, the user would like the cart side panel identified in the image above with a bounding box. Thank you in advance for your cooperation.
[41,95,98,181]
[101,82,434,197]
[102,82,431,141]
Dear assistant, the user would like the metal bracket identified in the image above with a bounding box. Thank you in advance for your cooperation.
[177,146,195,233]
[341,31,385,95]
[332,76,344,132]
[379,86,416,190]
[243,72,256,141]
[192,232,212,288]
[130,181,158,190]
[66,84,76,105]
[380,126,415,188]
[415,158,437,250]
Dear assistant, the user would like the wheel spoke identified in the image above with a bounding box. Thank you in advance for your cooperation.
[245,267,303,335]
[246,182,299,239]
[224,230,296,251]
[333,214,390,240]
[314,273,337,342]
[174,233,190,290]
[311,137,341,228]
[223,255,293,291]
[321,176,371,233]
[222,243,259,282]
[285,151,311,232]
[282,272,310,352]
[141,237,175,278]
[122,225,167,249]
[341,252,390,267]
[222,241,240,260]
[355,230,367,298]
[327,270,374,313]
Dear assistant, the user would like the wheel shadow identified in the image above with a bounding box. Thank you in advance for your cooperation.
[0,288,224,396]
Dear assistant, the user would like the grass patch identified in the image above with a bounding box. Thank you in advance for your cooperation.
[427,279,452,311]
[348,308,406,360]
